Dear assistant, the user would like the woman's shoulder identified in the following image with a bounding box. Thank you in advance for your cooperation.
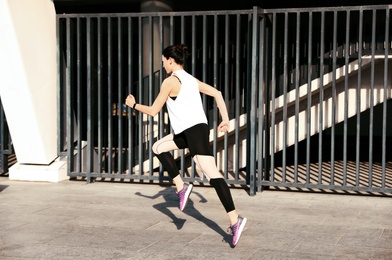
[161,75,181,92]
[163,75,182,84]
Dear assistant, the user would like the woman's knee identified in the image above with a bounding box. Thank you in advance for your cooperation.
[152,134,177,155]
[152,139,172,155]
[152,141,160,155]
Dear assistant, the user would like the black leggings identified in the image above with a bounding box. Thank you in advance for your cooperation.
[154,124,236,213]
[173,123,212,157]
[154,123,211,180]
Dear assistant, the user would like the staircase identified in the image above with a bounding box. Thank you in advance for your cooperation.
[132,56,392,174]
[271,56,392,153]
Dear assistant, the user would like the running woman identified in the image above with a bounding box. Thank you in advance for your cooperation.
[125,44,247,247]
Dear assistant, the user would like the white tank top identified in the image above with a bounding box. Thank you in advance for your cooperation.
[166,70,208,134]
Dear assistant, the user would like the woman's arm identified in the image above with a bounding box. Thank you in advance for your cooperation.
[197,80,229,132]
[125,78,172,116]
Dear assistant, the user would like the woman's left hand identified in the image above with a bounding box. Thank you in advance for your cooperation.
[218,121,229,132]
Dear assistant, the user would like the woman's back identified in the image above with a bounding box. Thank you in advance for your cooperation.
[165,69,207,134]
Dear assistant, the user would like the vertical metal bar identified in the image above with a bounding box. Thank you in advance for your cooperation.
[235,14,240,182]
[148,16,154,177]
[224,14,229,180]
[294,12,300,183]
[270,12,276,182]
[213,14,218,161]
[258,14,265,192]
[158,15,164,178]
[343,10,350,186]
[246,12,252,186]
[168,14,175,180]
[191,15,197,179]
[86,17,93,181]
[318,11,325,184]
[170,15,174,44]
[66,17,74,175]
[181,15,185,43]
[381,7,390,188]
[282,12,288,183]
[202,15,207,114]
[97,18,102,176]
[368,9,377,187]
[108,17,113,174]
[191,15,196,96]
[201,14,207,183]
[118,17,123,175]
[263,15,271,186]
[138,16,144,176]
[249,7,258,195]
[330,11,337,186]
[356,10,363,187]
[76,18,82,174]
[355,10,363,187]
[128,17,134,175]
[180,14,185,178]
[306,12,313,184]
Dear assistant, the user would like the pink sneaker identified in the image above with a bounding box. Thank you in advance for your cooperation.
[228,216,247,247]
[176,183,193,211]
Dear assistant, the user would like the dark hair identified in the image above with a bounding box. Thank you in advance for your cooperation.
[162,44,189,65]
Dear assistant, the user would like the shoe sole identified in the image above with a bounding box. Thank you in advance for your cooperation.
[180,184,193,211]
[233,217,247,246]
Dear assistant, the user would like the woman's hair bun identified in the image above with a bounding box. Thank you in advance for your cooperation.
[177,44,189,57]
[162,44,189,65]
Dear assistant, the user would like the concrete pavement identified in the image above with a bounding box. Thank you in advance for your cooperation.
[0,178,391,259]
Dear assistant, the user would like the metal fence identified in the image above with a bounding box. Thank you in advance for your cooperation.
[252,5,392,194]
[57,9,253,187]
[57,5,392,195]
[0,100,13,175]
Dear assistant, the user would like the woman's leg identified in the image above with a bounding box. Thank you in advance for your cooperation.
[153,133,193,212]
[182,124,240,225]
[152,134,184,191]
[193,155,239,225]
[193,154,247,246]
[180,124,246,245]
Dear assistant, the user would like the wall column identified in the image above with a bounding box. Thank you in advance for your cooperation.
[141,0,172,76]
[0,0,67,182]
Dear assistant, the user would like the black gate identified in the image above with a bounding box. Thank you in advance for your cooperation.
[57,9,253,189]
[253,6,392,194]
[57,5,392,195]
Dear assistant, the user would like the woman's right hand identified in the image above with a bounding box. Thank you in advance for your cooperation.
[125,94,136,108]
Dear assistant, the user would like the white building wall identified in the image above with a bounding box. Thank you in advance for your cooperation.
[0,0,57,165]
[0,0,67,182]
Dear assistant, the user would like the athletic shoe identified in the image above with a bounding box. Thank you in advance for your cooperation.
[176,183,193,211]
[228,216,247,247]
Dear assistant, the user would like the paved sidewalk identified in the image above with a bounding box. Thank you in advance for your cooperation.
[0,178,391,259]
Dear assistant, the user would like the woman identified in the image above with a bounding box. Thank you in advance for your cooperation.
[125,44,247,247]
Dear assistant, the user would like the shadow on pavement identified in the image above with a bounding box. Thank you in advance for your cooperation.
[136,187,232,246]
[0,185,8,192]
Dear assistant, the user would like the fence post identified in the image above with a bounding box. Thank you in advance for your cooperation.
[0,102,9,174]
[247,6,260,196]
